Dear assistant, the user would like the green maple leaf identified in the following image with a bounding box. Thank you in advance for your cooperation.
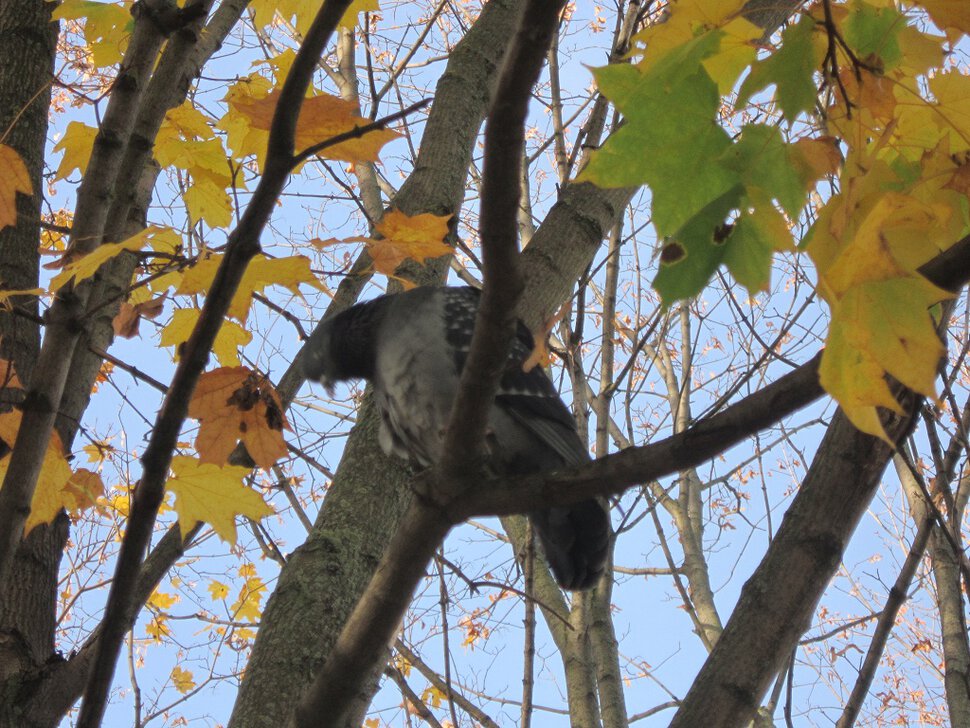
[736,14,820,123]
[844,0,905,68]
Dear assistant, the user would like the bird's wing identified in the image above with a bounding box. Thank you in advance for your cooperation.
[440,287,588,465]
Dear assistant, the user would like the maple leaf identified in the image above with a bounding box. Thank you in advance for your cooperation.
[736,14,821,123]
[314,210,452,278]
[40,209,73,255]
[0,145,32,232]
[52,121,98,181]
[231,90,400,162]
[113,295,165,339]
[148,588,177,611]
[820,276,950,442]
[217,74,275,166]
[915,0,970,39]
[790,137,843,186]
[184,179,233,228]
[188,367,290,469]
[159,308,252,366]
[159,308,253,366]
[0,412,76,533]
[207,580,230,600]
[171,666,196,695]
[48,225,173,289]
[83,440,114,464]
[230,575,267,622]
[145,614,171,642]
[52,0,132,67]
[367,210,452,275]
[165,456,273,544]
[64,468,105,511]
[338,0,380,28]
[176,252,325,322]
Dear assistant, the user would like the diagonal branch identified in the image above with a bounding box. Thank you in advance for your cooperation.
[74,0,355,724]
[453,232,970,518]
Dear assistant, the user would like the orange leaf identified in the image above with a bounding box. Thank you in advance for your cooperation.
[232,91,400,163]
[366,210,452,276]
[189,367,290,469]
[113,294,166,339]
[64,468,105,511]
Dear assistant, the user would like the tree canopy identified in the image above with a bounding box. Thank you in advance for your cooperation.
[1,0,970,726]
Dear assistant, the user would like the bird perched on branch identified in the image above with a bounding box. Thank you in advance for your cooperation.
[302,286,610,590]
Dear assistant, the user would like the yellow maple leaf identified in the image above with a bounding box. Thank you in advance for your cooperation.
[165,456,273,544]
[52,121,98,181]
[82,440,114,463]
[231,91,400,163]
[253,50,301,89]
[155,135,235,189]
[915,0,970,39]
[145,614,171,642]
[628,0,749,70]
[170,666,196,695]
[162,103,214,141]
[0,419,74,533]
[928,71,970,154]
[700,17,761,95]
[207,579,230,600]
[217,75,274,166]
[176,253,325,322]
[148,588,177,611]
[250,0,321,35]
[820,276,950,442]
[49,226,158,291]
[40,209,73,254]
[184,180,233,229]
[53,0,132,67]
[230,575,266,622]
[159,308,253,366]
[188,366,290,468]
[895,24,945,76]
[0,145,32,232]
[339,0,379,29]
[790,137,843,187]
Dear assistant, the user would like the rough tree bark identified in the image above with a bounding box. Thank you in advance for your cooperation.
[0,3,62,727]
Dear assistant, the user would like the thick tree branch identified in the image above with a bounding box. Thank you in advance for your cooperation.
[293,0,567,724]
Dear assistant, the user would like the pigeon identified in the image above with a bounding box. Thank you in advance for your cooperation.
[302,286,611,590]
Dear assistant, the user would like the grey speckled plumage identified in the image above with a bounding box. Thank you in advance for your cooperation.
[303,286,611,590]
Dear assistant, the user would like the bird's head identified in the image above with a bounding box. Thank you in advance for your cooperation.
[302,318,340,396]
[302,297,387,395]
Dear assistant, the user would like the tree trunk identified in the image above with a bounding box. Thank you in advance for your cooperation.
[0,3,60,726]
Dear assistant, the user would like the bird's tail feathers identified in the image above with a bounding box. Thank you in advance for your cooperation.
[530,499,611,591]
